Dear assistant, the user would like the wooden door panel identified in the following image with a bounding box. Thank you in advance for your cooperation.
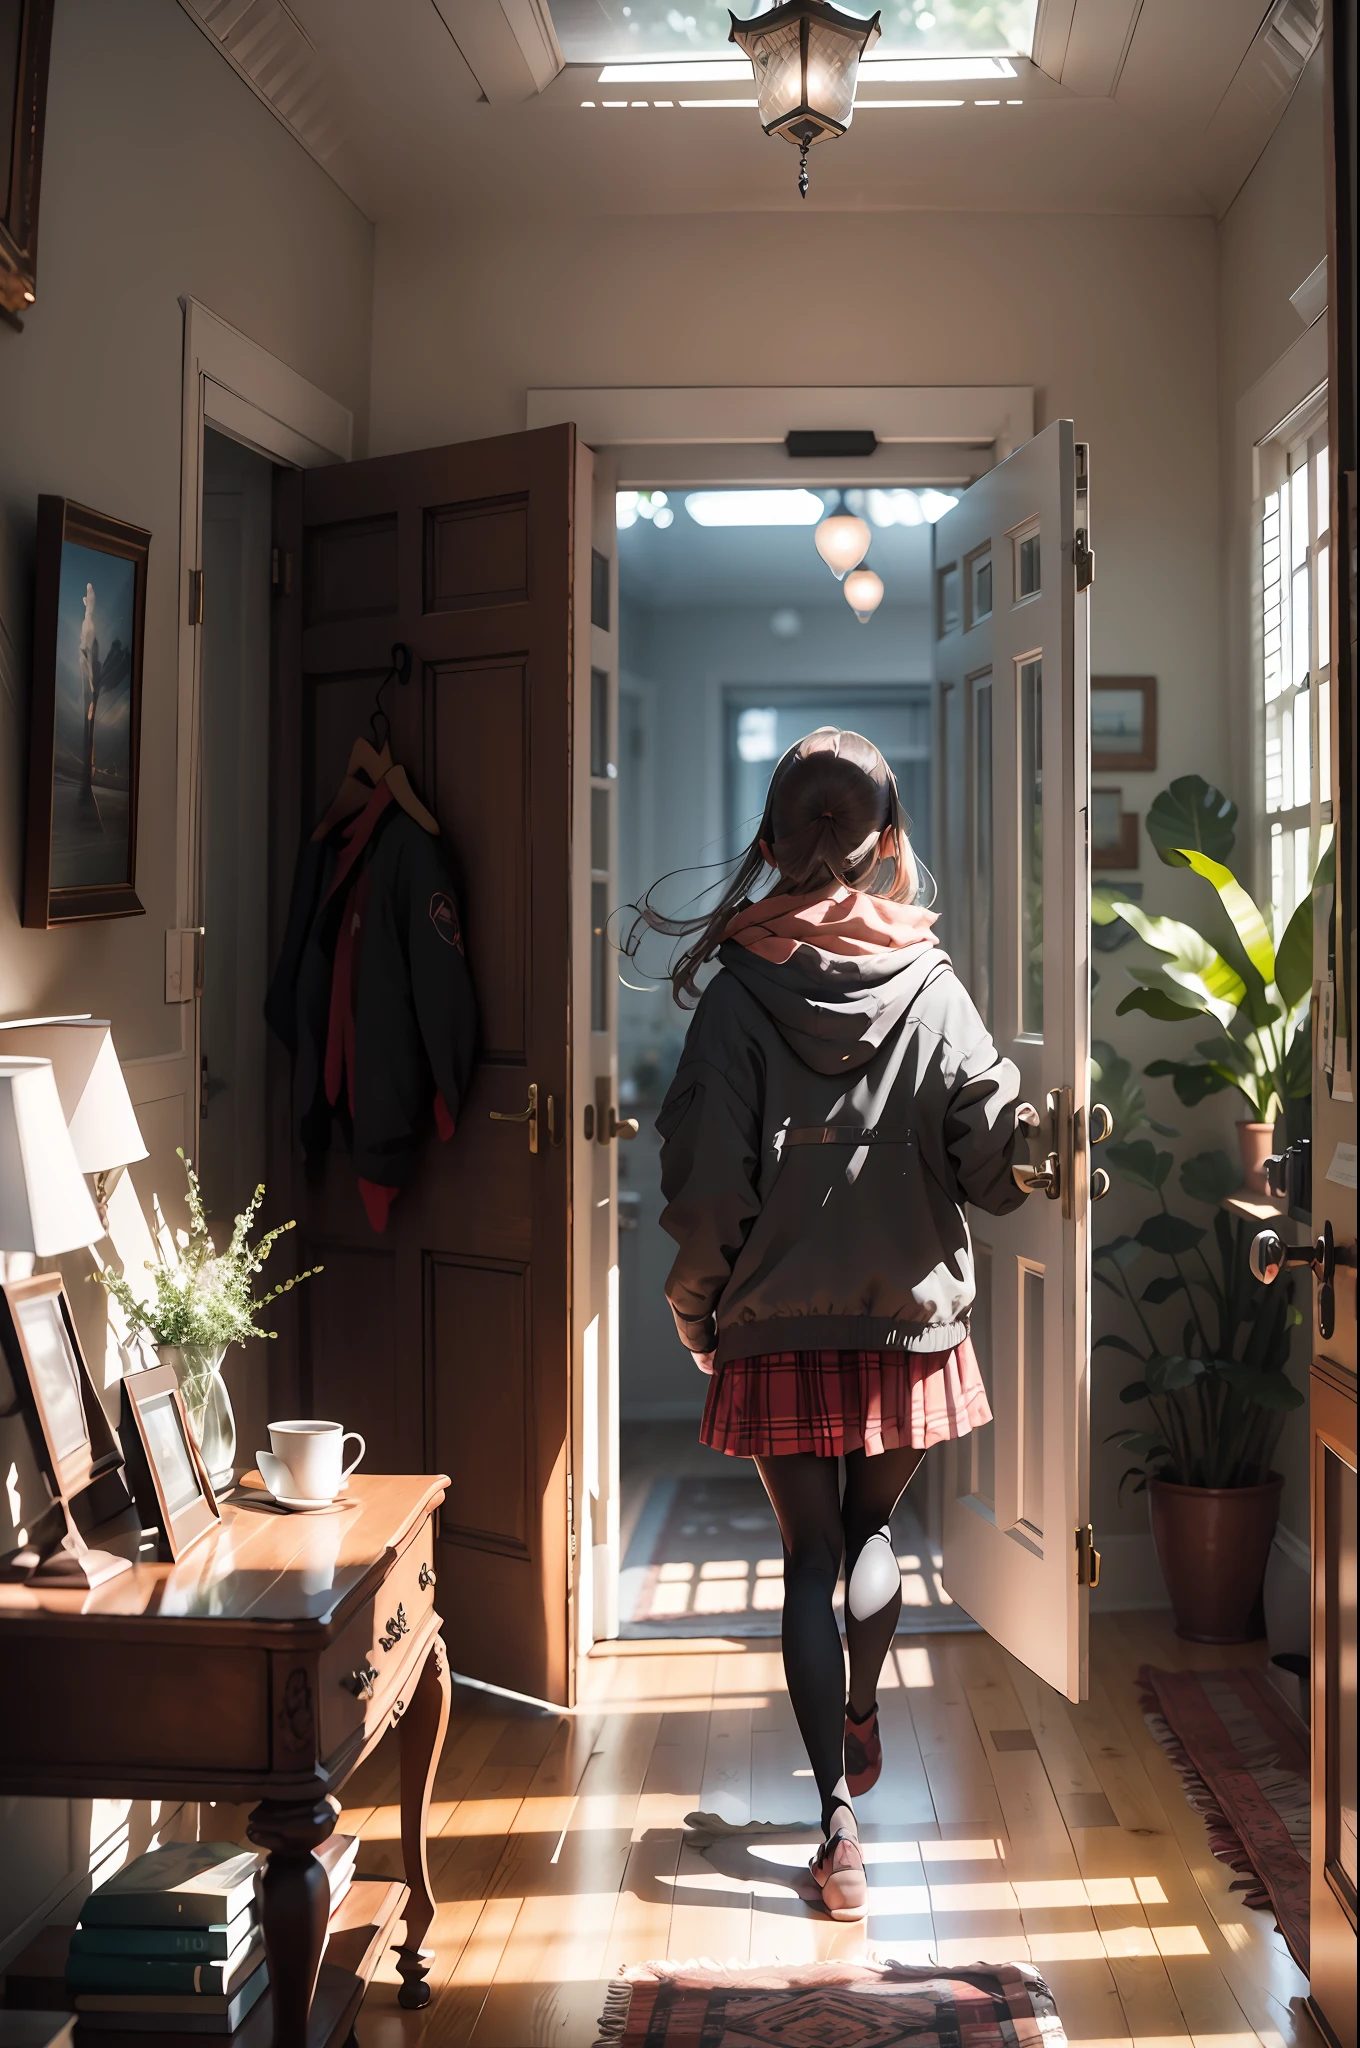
[425,495,531,611]
[429,658,529,1064]
[303,515,400,624]
[269,424,576,1706]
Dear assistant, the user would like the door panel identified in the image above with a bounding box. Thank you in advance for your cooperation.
[936,420,1093,1703]
[269,424,577,1705]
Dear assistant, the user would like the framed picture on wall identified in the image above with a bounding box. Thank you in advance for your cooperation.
[0,0,54,324]
[1092,676,1157,772]
[23,496,150,927]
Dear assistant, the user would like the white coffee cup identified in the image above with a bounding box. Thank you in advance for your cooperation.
[258,1420,365,1504]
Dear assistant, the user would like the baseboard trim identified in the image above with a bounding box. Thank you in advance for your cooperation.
[1090,1531,1170,1613]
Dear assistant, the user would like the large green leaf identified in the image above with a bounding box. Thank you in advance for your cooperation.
[1146,776,1237,867]
[1094,1233,1143,1268]
[1094,1333,1151,1359]
[1116,985,1209,1026]
[1145,1352,1203,1391]
[1275,888,1315,1010]
[1091,886,1135,926]
[1107,902,1247,1011]
[1144,1055,1239,1106]
[1142,1274,1188,1303]
[1106,1139,1173,1191]
[1283,1017,1312,1100]
[1175,850,1276,987]
[1137,1213,1206,1256]
[1179,1149,1243,1205]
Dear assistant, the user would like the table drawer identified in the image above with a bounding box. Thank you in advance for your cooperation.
[320,1516,437,1757]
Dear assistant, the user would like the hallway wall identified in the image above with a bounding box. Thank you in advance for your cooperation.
[0,0,374,1968]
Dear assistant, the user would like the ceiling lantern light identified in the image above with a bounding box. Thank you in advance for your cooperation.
[729,1,882,196]
[844,567,884,622]
[814,511,871,579]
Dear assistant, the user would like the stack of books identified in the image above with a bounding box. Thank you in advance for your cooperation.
[65,1834,358,2035]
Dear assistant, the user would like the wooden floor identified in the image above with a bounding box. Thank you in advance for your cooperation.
[340,1613,1310,2048]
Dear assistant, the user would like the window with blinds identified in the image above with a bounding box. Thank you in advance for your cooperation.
[1260,400,1332,928]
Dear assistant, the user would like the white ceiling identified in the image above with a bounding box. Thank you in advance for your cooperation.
[179,0,1320,226]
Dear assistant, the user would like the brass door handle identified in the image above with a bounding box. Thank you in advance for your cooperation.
[490,1082,539,1154]
[607,1107,639,1141]
[588,1079,639,1144]
[1090,1102,1114,1144]
[1013,1154,1061,1199]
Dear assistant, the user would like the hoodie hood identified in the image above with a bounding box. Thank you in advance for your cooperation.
[723,886,938,964]
[717,936,951,1076]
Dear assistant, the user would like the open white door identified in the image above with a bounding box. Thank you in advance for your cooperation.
[935,421,1098,1703]
[572,445,624,1658]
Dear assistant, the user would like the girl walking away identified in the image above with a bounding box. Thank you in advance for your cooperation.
[647,729,1032,1922]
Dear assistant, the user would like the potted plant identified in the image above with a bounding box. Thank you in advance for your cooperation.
[1091,1039,1304,1640]
[1091,774,1318,1190]
[98,1151,320,1493]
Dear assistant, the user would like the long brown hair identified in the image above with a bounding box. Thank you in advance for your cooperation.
[624,727,922,1007]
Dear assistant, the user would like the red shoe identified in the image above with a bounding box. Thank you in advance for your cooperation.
[844,1705,882,1797]
[809,1829,868,1921]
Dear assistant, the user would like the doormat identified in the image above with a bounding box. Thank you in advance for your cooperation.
[593,1957,1067,2048]
[1138,1664,1310,1970]
[621,1471,966,1638]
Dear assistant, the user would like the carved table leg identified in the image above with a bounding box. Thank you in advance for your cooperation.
[248,1795,336,2047]
[393,1628,451,2008]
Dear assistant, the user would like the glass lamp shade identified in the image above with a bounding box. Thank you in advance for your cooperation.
[814,512,871,579]
[0,1018,146,1173]
[845,567,885,622]
[0,1060,104,1254]
[730,1,881,192]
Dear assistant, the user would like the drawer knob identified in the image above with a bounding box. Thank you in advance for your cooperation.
[418,1561,436,1590]
[344,1660,378,1699]
[379,1602,411,1652]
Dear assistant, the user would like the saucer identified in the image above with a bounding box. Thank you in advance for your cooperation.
[261,1487,346,1513]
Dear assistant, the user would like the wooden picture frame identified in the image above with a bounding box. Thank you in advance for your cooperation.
[24,496,149,927]
[119,1366,221,1561]
[0,0,53,325]
[1092,676,1157,772]
[1092,787,1141,870]
[0,1274,123,1502]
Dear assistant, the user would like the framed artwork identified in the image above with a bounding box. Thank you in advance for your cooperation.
[1092,787,1140,870]
[0,1274,123,1502]
[119,1366,221,1561]
[24,496,149,927]
[1092,676,1157,771]
[0,0,54,324]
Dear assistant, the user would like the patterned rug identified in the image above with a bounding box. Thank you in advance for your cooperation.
[593,1958,1066,2048]
[1138,1664,1310,1970]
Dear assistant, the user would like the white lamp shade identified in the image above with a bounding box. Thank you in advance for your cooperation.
[845,568,885,622]
[0,1060,104,1254]
[0,1019,146,1173]
[814,513,870,579]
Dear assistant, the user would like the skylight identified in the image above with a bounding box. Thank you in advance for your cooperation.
[684,490,826,527]
[617,488,960,530]
[549,1,1039,64]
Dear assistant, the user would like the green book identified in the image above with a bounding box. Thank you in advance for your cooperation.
[73,1960,269,2032]
[69,1904,257,1961]
[66,1930,262,1997]
[79,1843,261,1929]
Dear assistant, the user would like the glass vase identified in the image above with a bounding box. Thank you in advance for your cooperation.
[157,1343,237,1495]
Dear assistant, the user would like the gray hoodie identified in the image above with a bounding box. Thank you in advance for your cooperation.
[657,938,1028,1366]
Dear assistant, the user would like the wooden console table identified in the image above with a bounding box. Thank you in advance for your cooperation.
[0,1473,451,2047]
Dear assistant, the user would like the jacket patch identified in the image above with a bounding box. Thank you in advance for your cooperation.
[430,890,463,950]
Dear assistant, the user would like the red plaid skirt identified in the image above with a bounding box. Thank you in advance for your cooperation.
[700,1340,991,1459]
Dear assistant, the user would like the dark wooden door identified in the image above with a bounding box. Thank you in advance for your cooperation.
[267,426,577,1705]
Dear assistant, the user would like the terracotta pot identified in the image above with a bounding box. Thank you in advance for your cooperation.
[1148,1473,1283,1643]
[1236,1120,1275,1194]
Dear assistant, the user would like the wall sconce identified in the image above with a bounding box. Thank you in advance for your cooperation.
[729,1,882,196]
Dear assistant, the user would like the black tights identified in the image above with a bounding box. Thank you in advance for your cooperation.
[754,1446,924,1837]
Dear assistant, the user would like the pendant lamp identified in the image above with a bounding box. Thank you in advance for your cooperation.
[729,1,882,197]
[814,511,871,579]
[845,567,884,623]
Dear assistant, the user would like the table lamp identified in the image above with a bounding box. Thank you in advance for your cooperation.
[0,1017,147,1229]
[0,1058,131,1586]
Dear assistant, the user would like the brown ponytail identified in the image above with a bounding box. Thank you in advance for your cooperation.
[622,727,922,1007]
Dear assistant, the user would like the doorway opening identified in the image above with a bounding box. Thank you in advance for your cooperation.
[196,424,277,1467]
[611,482,968,1639]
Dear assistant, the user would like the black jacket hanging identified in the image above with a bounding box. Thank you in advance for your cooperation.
[266,781,478,1230]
